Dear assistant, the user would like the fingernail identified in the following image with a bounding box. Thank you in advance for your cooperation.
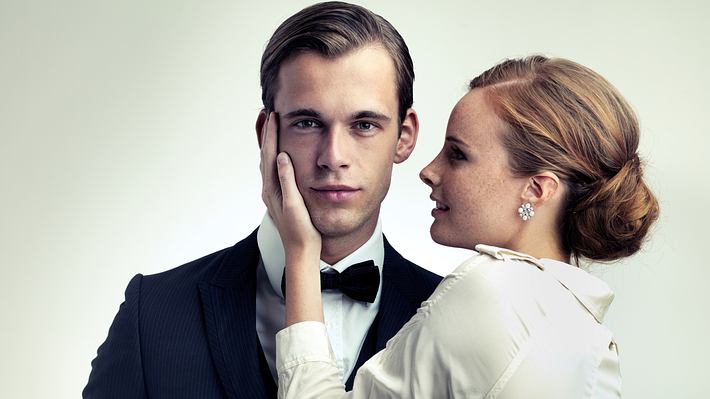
[277,153,288,165]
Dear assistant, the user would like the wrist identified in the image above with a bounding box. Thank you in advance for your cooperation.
[283,249,324,326]
[284,247,320,267]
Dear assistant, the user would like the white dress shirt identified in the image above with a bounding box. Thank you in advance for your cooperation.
[276,245,622,398]
[256,213,385,383]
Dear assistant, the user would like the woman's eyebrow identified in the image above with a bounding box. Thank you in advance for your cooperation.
[445,135,468,147]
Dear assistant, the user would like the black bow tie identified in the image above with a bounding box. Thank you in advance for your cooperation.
[280,260,380,303]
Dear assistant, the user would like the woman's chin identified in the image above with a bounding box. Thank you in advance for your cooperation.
[430,224,480,250]
[430,224,456,247]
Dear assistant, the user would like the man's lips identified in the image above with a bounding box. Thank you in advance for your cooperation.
[311,185,360,202]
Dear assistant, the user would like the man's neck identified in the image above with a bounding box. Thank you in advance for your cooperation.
[319,220,379,265]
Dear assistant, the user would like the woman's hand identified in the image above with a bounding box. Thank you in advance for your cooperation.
[260,112,322,259]
[260,112,324,325]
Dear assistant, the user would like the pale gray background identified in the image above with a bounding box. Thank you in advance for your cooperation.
[1,0,708,397]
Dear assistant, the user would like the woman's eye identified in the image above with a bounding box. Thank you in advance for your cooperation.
[447,147,466,161]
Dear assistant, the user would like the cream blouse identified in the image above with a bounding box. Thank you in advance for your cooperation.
[276,245,622,398]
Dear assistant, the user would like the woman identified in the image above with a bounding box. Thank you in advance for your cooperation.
[261,56,659,398]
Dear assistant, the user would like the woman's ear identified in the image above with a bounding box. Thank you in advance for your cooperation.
[521,171,561,207]
[255,110,268,148]
[394,108,419,163]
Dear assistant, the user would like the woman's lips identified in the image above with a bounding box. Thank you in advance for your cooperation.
[311,185,360,202]
[431,198,450,217]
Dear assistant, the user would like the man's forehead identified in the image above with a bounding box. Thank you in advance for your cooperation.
[273,47,398,117]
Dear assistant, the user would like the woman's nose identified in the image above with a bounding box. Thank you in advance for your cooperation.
[419,160,439,187]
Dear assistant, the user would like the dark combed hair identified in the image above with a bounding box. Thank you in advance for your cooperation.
[260,1,414,122]
[470,55,659,263]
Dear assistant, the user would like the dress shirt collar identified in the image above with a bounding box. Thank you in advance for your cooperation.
[256,212,384,299]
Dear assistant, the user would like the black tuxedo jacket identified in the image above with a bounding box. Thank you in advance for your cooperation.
[83,228,441,398]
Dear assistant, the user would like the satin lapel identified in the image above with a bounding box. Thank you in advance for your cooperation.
[198,229,269,399]
[374,237,424,350]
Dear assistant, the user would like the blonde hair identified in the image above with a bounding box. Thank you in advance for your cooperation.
[470,56,659,262]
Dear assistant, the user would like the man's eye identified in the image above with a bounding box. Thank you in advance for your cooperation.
[294,120,321,129]
[354,121,375,131]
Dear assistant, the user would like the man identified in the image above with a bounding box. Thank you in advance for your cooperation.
[83,2,441,398]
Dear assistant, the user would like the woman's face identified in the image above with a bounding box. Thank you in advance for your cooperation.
[420,89,527,250]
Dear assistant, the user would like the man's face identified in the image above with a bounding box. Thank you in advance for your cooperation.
[267,45,417,246]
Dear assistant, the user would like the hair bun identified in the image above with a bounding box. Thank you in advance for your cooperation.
[568,156,659,262]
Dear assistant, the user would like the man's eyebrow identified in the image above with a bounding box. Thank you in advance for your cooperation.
[283,108,321,119]
[352,111,391,121]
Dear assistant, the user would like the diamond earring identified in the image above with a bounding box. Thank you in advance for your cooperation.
[518,202,534,221]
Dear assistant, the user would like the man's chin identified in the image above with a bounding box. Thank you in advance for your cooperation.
[310,211,363,239]
[312,219,357,238]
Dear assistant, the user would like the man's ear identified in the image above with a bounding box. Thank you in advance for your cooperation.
[255,110,268,149]
[521,171,561,207]
[394,108,419,163]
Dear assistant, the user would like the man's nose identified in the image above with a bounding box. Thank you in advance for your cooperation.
[316,127,351,170]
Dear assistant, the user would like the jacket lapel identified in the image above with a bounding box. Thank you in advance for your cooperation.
[198,229,270,399]
[374,236,427,349]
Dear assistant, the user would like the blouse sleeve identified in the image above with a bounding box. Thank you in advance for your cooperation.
[275,254,500,399]
[276,321,351,399]
[276,314,449,399]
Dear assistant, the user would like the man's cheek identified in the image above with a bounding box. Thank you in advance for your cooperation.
[291,163,315,202]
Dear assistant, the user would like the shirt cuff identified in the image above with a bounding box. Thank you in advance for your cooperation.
[276,321,336,373]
